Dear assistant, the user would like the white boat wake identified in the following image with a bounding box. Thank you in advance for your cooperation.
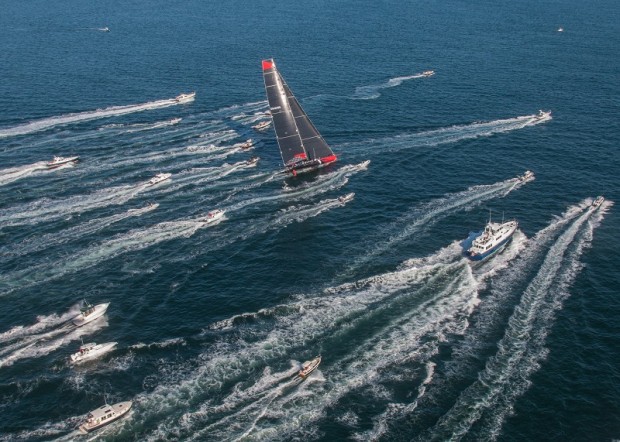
[0,317,108,369]
[0,95,193,138]
[422,200,610,442]
[0,161,52,186]
[342,173,531,278]
[0,204,158,260]
[342,112,552,156]
[352,72,431,100]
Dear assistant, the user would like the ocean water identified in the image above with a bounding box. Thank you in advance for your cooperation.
[0,0,619,440]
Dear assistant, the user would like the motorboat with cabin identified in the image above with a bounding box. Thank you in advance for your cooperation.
[146,172,171,186]
[70,341,117,364]
[72,301,110,327]
[422,70,435,77]
[78,400,132,433]
[46,156,79,169]
[235,139,254,149]
[261,59,338,176]
[536,110,552,120]
[338,193,355,204]
[199,209,225,224]
[592,196,604,209]
[175,92,196,103]
[516,170,535,183]
[298,355,321,379]
[252,120,272,132]
[246,156,259,166]
[464,216,518,261]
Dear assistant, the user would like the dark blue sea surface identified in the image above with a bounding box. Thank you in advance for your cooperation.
[0,0,619,440]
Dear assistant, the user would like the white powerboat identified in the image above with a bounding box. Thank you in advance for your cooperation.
[516,170,535,183]
[169,117,182,124]
[252,120,272,132]
[147,172,172,186]
[79,400,132,433]
[422,70,435,77]
[46,156,79,169]
[199,209,225,224]
[70,342,117,364]
[557,27,564,32]
[298,355,321,379]
[592,196,604,208]
[235,139,254,149]
[246,156,259,166]
[536,110,552,120]
[465,218,518,261]
[72,302,109,327]
[338,192,355,204]
[175,92,196,103]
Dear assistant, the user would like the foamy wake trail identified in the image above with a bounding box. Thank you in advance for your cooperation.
[344,173,529,277]
[187,251,479,440]
[0,304,80,346]
[0,161,50,186]
[344,112,552,156]
[0,204,158,260]
[424,200,610,442]
[131,243,469,440]
[0,178,160,228]
[227,161,369,213]
[0,217,220,295]
[0,318,108,369]
[0,96,193,138]
[352,73,429,100]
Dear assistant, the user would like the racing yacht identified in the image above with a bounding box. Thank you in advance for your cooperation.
[72,301,109,327]
[465,217,518,261]
[46,156,79,169]
[261,59,337,176]
[70,341,117,364]
[79,400,132,433]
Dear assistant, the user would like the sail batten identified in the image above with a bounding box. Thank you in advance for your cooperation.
[262,59,337,173]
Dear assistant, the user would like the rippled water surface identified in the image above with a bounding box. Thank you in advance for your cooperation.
[1,0,619,440]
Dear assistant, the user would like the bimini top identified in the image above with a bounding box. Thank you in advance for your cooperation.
[261,59,336,169]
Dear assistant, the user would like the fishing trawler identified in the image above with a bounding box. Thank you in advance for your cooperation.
[298,355,321,379]
[72,301,109,327]
[78,400,132,433]
[465,215,518,261]
[261,59,337,176]
[70,341,117,364]
[175,92,196,103]
[46,156,79,169]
